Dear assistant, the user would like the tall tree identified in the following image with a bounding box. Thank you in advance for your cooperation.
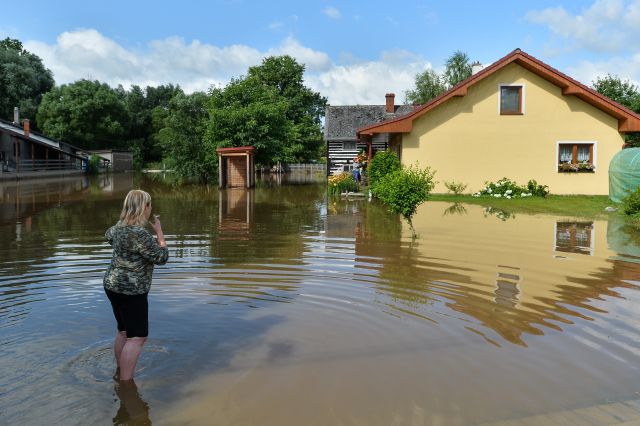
[443,50,472,87]
[592,74,640,113]
[0,37,54,124]
[207,76,291,166]
[157,92,212,182]
[404,69,447,105]
[123,83,183,166]
[247,56,327,161]
[36,79,129,150]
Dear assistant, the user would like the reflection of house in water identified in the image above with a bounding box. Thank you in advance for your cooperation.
[0,174,133,223]
[555,221,595,255]
[218,189,254,240]
[374,202,636,346]
[494,266,521,309]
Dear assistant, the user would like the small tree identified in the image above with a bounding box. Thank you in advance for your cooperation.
[405,69,447,105]
[373,164,436,237]
[368,150,401,189]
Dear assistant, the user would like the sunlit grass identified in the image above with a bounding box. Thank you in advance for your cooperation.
[429,194,618,218]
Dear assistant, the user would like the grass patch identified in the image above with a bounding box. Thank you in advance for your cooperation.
[429,194,619,218]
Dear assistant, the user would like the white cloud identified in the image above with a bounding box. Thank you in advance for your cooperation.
[23,29,433,105]
[323,7,341,19]
[268,21,283,30]
[568,54,640,88]
[267,36,332,72]
[526,0,640,53]
[306,51,432,105]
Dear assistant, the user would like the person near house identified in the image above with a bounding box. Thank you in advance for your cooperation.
[353,160,361,184]
[104,189,169,381]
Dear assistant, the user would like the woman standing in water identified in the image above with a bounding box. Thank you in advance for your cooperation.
[104,189,169,381]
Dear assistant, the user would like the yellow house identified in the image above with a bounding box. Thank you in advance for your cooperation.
[357,49,640,195]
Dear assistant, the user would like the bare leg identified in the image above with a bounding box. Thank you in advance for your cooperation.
[113,331,127,380]
[118,337,146,381]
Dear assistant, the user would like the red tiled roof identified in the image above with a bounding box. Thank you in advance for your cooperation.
[357,49,640,136]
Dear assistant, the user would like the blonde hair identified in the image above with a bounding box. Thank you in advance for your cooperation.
[119,189,152,227]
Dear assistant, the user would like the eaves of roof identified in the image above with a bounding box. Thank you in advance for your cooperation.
[357,49,640,136]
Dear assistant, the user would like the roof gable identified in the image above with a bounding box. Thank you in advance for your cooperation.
[325,105,414,139]
[357,49,640,136]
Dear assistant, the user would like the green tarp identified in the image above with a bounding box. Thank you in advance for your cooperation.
[609,148,640,203]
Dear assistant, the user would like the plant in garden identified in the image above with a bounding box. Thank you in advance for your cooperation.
[328,172,357,196]
[472,177,548,198]
[622,186,640,216]
[367,150,401,189]
[86,154,102,175]
[373,164,436,237]
[444,180,468,195]
[526,179,550,197]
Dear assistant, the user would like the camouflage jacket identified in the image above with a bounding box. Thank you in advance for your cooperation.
[103,224,169,295]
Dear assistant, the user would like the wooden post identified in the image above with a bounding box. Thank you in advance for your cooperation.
[367,137,373,163]
[218,155,223,188]
[246,153,250,188]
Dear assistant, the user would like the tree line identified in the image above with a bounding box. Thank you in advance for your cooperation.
[0,38,326,182]
[3,36,640,181]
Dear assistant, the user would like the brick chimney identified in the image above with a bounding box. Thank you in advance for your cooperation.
[385,93,395,113]
[23,119,30,137]
[13,107,19,124]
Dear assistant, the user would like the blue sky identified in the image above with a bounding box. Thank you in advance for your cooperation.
[4,0,640,104]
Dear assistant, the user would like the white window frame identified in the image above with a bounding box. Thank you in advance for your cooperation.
[555,141,597,172]
[343,141,356,150]
[498,84,525,115]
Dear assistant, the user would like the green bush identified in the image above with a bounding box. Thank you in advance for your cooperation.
[368,150,401,189]
[473,177,549,198]
[622,186,640,215]
[86,154,101,175]
[526,179,550,197]
[373,164,436,236]
[444,180,468,195]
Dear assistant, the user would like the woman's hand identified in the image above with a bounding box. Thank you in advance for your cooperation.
[150,215,166,247]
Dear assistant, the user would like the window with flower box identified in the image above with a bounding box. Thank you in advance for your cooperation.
[557,142,595,172]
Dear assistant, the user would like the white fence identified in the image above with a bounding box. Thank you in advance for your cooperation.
[286,164,326,172]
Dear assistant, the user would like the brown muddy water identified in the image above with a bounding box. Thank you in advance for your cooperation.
[1,172,640,425]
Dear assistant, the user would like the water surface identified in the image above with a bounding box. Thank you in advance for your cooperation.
[1,173,640,425]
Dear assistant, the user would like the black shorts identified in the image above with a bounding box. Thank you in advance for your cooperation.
[105,288,149,338]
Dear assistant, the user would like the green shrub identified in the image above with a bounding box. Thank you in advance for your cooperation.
[373,164,436,236]
[86,154,101,175]
[368,150,401,189]
[622,186,640,216]
[444,180,468,195]
[473,177,548,198]
[328,172,357,196]
[526,179,550,197]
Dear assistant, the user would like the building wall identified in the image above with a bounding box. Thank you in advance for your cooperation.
[228,156,247,187]
[401,63,624,195]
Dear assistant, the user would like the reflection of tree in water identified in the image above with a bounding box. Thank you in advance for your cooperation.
[442,202,467,216]
[483,206,514,221]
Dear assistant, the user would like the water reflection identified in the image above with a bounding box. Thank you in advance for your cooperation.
[113,380,151,425]
[555,221,594,255]
[3,179,640,425]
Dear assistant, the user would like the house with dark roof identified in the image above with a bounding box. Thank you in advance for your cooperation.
[324,94,413,175]
[0,109,89,178]
[357,49,640,195]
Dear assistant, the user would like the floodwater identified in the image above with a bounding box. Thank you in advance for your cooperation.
[1,173,640,425]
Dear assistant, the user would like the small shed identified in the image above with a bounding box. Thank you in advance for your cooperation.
[88,149,133,171]
[217,146,255,189]
[609,148,640,202]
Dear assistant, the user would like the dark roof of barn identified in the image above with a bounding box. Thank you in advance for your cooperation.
[324,104,414,140]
